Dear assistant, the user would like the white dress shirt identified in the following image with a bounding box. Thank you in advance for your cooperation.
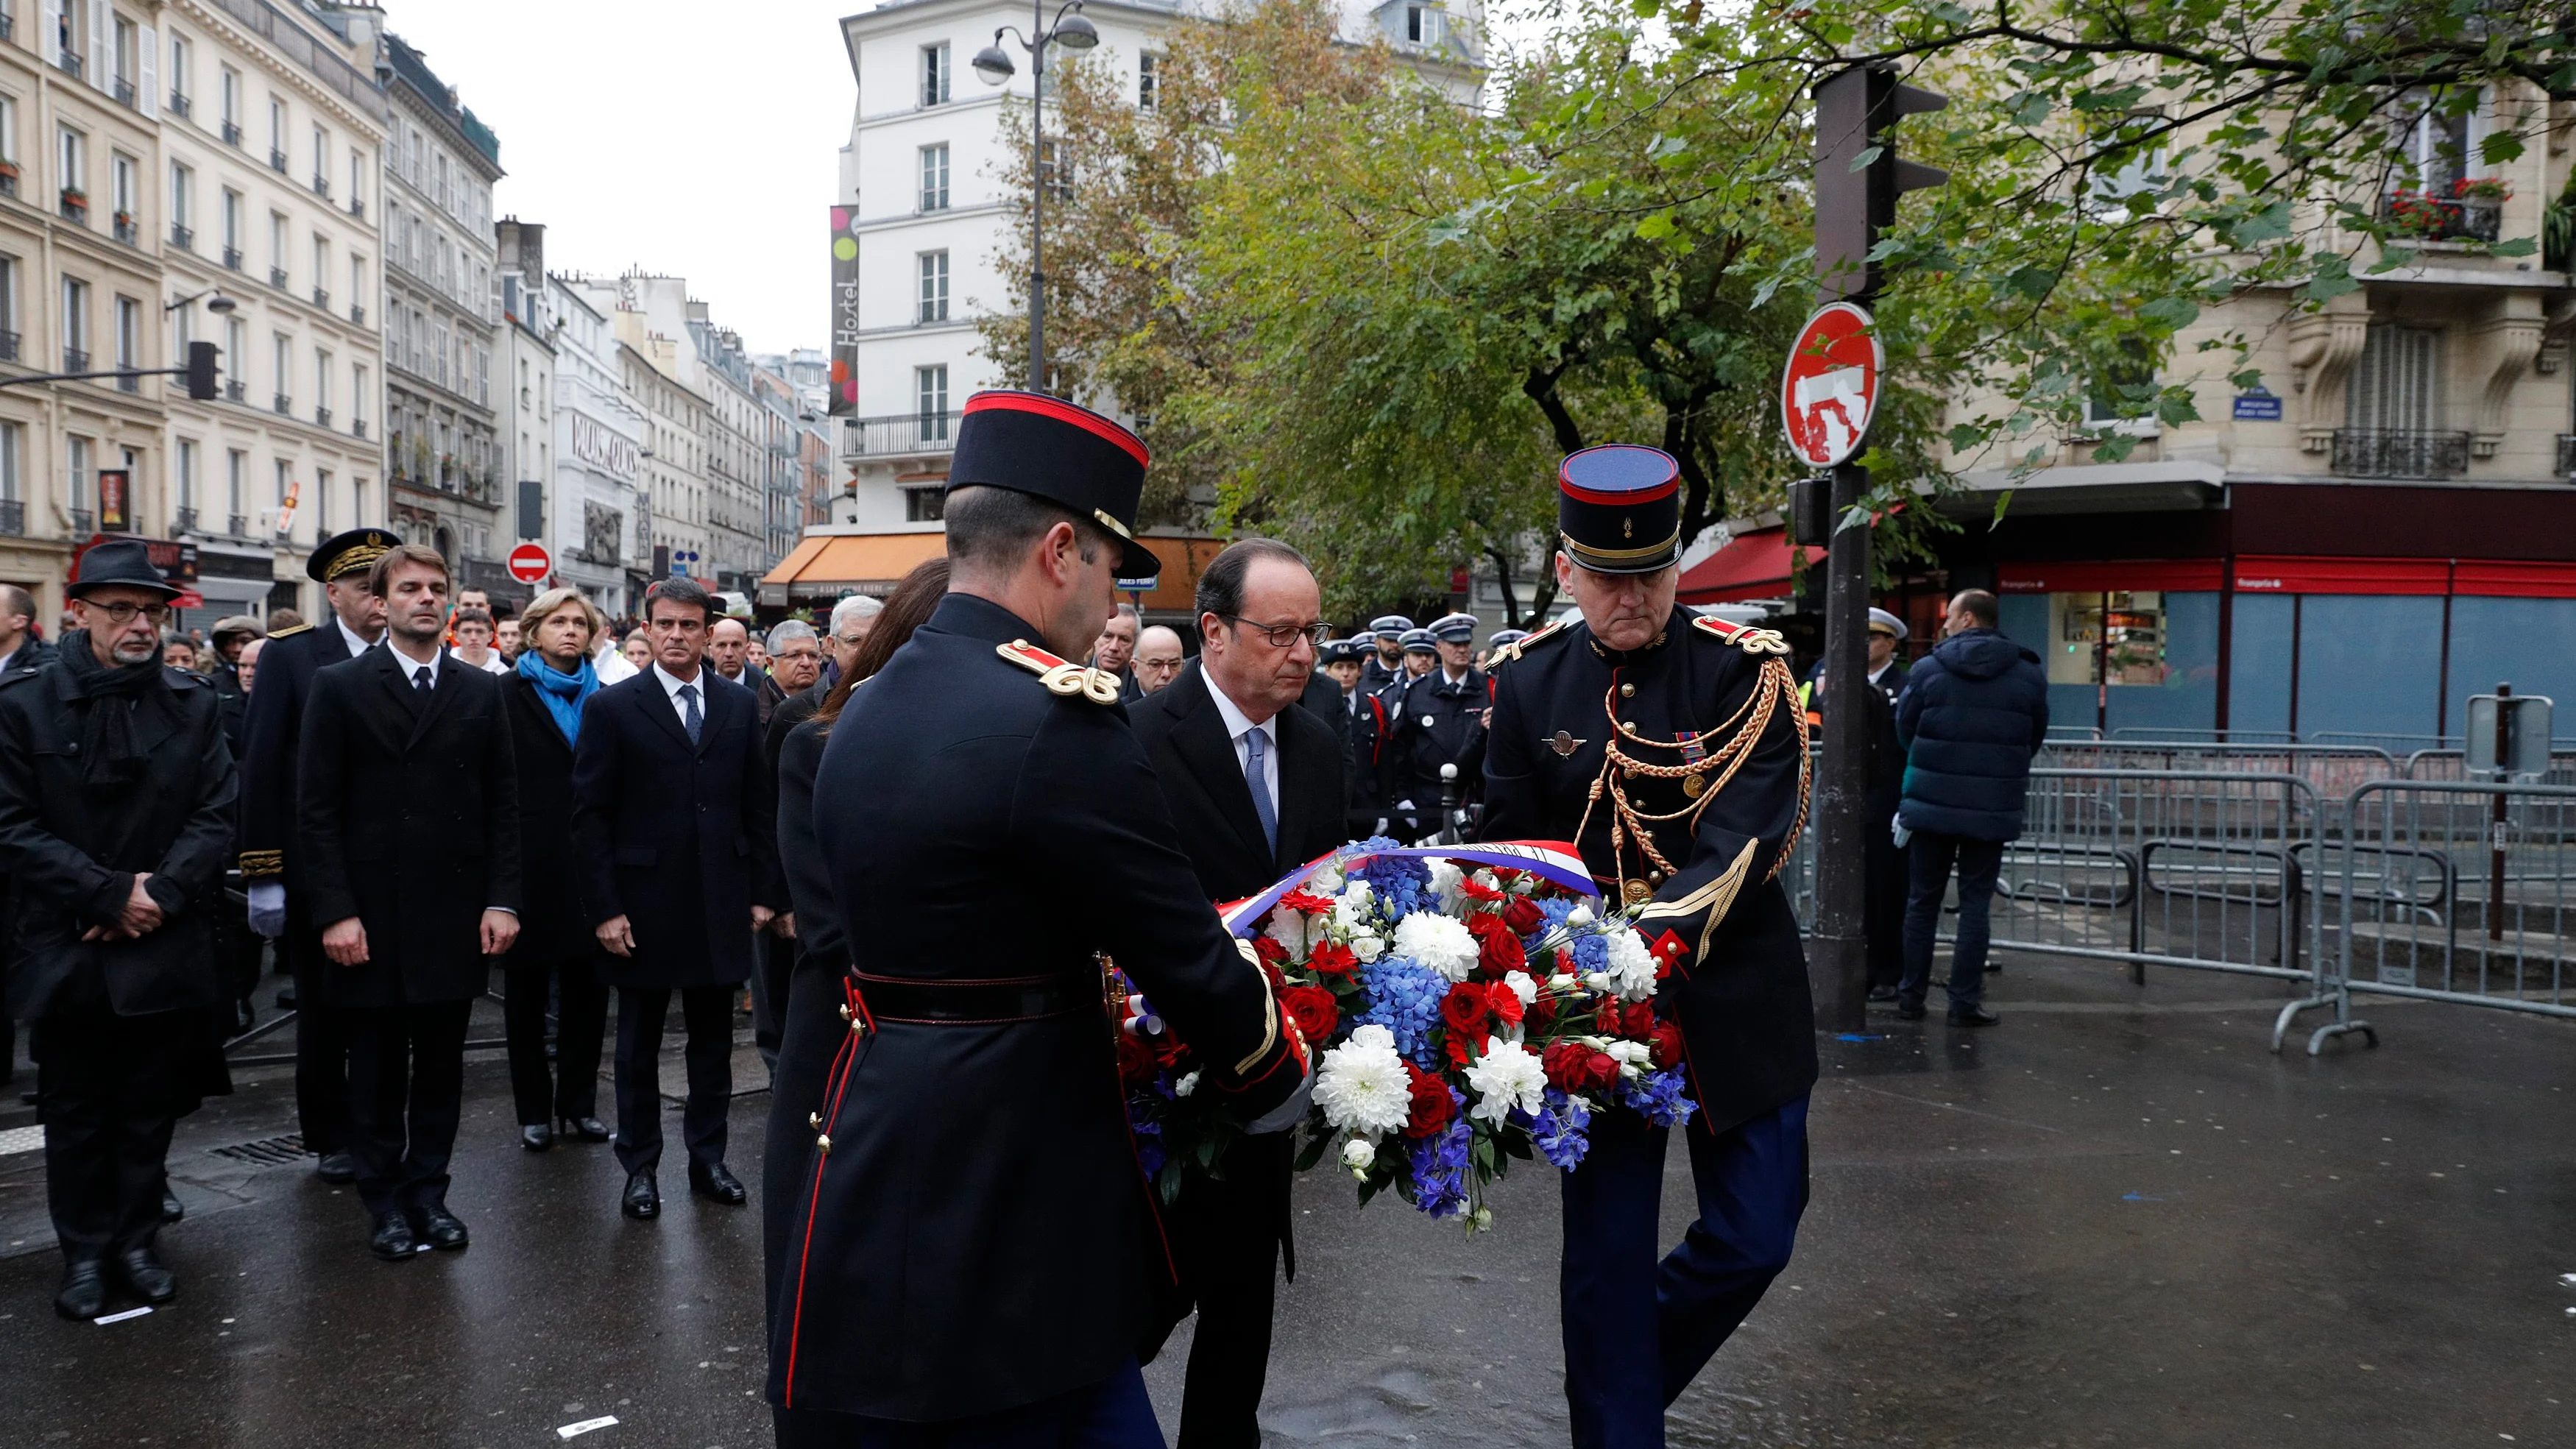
[336,616,378,660]
[387,639,442,689]
[1204,674,1279,810]
[654,661,709,728]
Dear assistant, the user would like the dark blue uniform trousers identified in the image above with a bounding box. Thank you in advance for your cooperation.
[772,1359,1163,1449]
[1557,1094,1811,1449]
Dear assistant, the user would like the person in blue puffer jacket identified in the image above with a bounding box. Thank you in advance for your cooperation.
[1892,589,2049,1026]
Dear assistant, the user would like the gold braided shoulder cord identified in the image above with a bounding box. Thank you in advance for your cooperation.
[1574,656,1808,902]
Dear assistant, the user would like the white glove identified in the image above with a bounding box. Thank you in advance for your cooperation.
[1891,817,1911,849]
[247,882,286,939]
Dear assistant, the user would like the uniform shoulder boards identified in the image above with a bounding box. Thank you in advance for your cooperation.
[996,638,1123,706]
[1691,614,1793,656]
[268,622,314,638]
[1490,617,1571,665]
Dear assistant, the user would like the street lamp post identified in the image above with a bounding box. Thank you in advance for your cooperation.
[973,0,1099,394]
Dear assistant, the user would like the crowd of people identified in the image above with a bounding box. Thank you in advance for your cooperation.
[0,389,2052,1449]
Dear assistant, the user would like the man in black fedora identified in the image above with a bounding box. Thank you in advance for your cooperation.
[236,527,394,1183]
[0,539,238,1318]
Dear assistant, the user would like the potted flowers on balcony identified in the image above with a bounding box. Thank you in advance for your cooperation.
[2455,175,2510,241]
[58,186,85,218]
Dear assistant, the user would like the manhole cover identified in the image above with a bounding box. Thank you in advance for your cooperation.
[207,1133,314,1167]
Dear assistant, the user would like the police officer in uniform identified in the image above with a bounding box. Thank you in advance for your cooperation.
[1359,615,1412,694]
[1320,638,1393,835]
[770,391,1312,1448]
[1388,612,1486,838]
[1482,444,1815,1449]
[235,528,395,1184]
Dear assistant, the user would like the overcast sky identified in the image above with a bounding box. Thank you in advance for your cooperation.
[383,1,857,358]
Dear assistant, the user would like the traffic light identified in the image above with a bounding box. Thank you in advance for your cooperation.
[1813,66,1947,303]
[184,340,220,401]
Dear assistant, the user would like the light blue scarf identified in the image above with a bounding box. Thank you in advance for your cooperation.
[517,649,599,747]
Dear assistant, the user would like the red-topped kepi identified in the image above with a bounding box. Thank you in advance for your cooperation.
[946,389,1161,578]
[1557,444,1681,575]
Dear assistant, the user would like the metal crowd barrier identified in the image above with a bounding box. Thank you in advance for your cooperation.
[2039,743,2401,800]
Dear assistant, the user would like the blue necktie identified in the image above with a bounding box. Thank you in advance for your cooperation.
[679,683,701,745]
[1242,727,1277,855]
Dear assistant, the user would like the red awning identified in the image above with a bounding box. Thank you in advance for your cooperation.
[1676,528,1814,604]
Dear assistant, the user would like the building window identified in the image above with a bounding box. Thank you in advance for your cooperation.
[316,347,333,414]
[60,276,86,363]
[169,161,191,237]
[916,364,949,439]
[272,333,291,406]
[110,152,133,220]
[353,363,369,431]
[314,467,331,533]
[114,295,138,373]
[221,188,241,261]
[219,66,238,136]
[2393,93,2470,196]
[177,439,197,510]
[267,96,285,163]
[921,43,951,107]
[2346,325,2443,434]
[112,14,135,96]
[57,124,82,200]
[311,123,328,185]
[169,33,191,111]
[349,147,364,210]
[905,486,945,522]
[226,449,245,523]
[0,94,17,185]
[919,143,949,211]
[917,251,949,323]
[0,422,17,507]
[66,435,90,516]
[223,316,245,395]
[1139,53,1158,110]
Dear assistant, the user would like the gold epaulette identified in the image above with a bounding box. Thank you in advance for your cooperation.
[997,639,1123,705]
[267,623,314,638]
[1691,614,1792,656]
[1487,617,1571,665]
[238,849,283,879]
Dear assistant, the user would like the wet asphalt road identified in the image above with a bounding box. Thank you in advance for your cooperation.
[0,958,2569,1449]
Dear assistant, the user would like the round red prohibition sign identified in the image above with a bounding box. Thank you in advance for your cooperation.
[1780,301,1884,469]
[506,542,552,585]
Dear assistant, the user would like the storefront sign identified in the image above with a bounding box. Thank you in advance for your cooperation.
[97,469,130,531]
[570,413,639,481]
[2231,392,2283,421]
[829,207,862,417]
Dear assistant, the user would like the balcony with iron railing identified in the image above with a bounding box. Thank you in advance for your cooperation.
[0,169,15,198]
[269,265,288,290]
[273,392,291,415]
[846,411,963,456]
[2559,433,2576,478]
[63,347,87,373]
[268,147,288,174]
[223,379,244,403]
[112,214,136,245]
[170,223,192,251]
[0,331,17,361]
[174,506,197,533]
[168,91,191,119]
[313,286,329,311]
[347,196,364,220]
[0,500,20,536]
[220,120,241,147]
[68,508,91,534]
[227,513,247,536]
[59,190,86,223]
[350,302,365,326]
[57,51,80,79]
[314,405,330,428]
[2331,428,2471,479]
[116,368,138,393]
[112,77,135,109]
[222,246,241,271]
[311,175,329,199]
[2379,191,2504,245]
[351,417,367,439]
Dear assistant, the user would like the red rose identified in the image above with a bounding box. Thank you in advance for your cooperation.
[1440,981,1490,1037]
[1490,985,1526,1028]
[1306,940,1359,977]
[1620,1002,1657,1040]
[1542,1041,1590,1092]
[1117,1032,1158,1089]
[1250,935,1289,966]
[1402,1062,1454,1137]
[1651,1021,1685,1070]
[1467,913,1526,978]
[1524,993,1557,1032]
[1281,984,1338,1043]
[1501,896,1544,935]
[1584,1050,1622,1092]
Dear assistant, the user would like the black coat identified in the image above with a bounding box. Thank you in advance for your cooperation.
[771,593,1299,1422]
[294,648,523,1007]
[774,715,845,968]
[764,675,830,779]
[235,620,367,887]
[1483,607,1816,1136]
[499,672,595,966]
[568,667,782,991]
[1327,684,1393,832]
[0,657,237,1019]
[1133,661,1346,893]
[1894,628,2050,841]
[209,657,250,758]
[1390,666,1489,810]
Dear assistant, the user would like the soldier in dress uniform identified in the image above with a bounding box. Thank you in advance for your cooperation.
[1387,612,1487,838]
[1481,444,1816,1449]
[235,527,396,1185]
[1483,628,1527,671]
[1359,614,1412,694]
[771,390,1312,1448]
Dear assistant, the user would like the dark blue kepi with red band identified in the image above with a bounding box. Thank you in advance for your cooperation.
[1557,443,1682,575]
[947,390,1162,579]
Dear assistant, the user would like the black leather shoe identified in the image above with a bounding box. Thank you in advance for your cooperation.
[314,1151,359,1184]
[113,1247,177,1304]
[1948,1004,2001,1027]
[54,1261,107,1320]
[566,1116,612,1143]
[1866,985,1898,1003]
[275,985,297,1009]
[418,1206,470,1251]
[369,1209,418,1261]
[520,1124,553,1152]
[621,1171,660,1220]
[1892,999,1927,1021]
[161,1189,185,1224]
[690,1162,748,1205]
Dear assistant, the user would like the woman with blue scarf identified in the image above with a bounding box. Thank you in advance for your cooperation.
[495,588,614,1151]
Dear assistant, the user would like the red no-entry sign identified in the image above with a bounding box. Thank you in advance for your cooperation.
[1780,301,1883,469]
[506,542,551,585]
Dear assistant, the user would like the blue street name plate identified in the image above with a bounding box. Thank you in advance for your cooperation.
[1116,576,1159,592]
[2232,392,2283,421]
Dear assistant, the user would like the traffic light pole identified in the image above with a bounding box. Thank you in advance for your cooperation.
[1806,65,1945,1031]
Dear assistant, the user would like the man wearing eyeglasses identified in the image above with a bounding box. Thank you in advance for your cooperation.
[1126,536,1345,1449]
[0,540,238,1319]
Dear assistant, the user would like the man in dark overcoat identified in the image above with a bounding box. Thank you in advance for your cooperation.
[297,543,522,1260]
[768,391,1311,1447]
[0,541,236,1318]
[570,575,781,1222]
[236,528,395,1183]
[1129,538,1347,1449]
[1482,445,1815,1449]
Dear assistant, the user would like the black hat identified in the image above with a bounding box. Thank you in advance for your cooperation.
[70,538,182,600]
[308,526,400,584]
[1557,444,1681,575]
[1320,637,1363,665]
[946,390,1159,578]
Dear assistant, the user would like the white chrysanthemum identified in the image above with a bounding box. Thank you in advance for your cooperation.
[1174,1070,1202,1097]
[1426,859,1466,914]
[1464,1039,1549,1127]
[1394,910,1481,982]
[1602,927,1660,1002]
[1314,1028,1412,1138]
[1501,970,1538,1007]
[1265,908,1320,957]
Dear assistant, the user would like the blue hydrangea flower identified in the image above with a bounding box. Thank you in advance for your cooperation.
[1356,955,1447,1068]
[1618,1069,1697,1130]
[1535,1088,1593,1170]
[1406,1097,1471,1219]
[1568,929,1610,975]
[1130,1110,1167,1180]
[1349,845,1436,923]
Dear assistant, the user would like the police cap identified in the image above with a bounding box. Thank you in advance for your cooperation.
[1320,637,1364,665]
[1867,606,1908,641]
[1557,444,1681,575]
[1398,628,1437,655]
[1487,628,1528,651]
[1368,614,1414,641]
[1428,612,1477,644]
[945,390,1159,578]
